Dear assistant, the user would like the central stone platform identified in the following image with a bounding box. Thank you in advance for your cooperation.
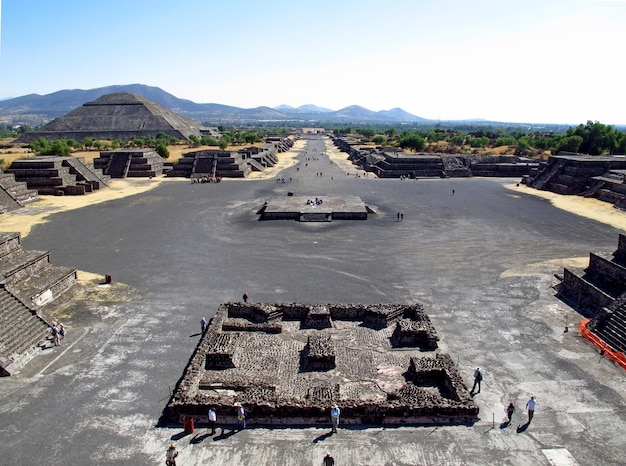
[165,303,478,426]
[258,196,372,221]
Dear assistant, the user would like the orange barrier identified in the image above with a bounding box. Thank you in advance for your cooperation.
[579,318,626,370]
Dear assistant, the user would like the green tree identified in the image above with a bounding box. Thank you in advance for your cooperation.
[399,134,426,151]
[372,135,385,145]
[556,135,583,153]
[155,142,170,158]
[494,136,516,147]
[569,121,618,155]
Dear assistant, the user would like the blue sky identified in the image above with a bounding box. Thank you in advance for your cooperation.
[1,0,625,124]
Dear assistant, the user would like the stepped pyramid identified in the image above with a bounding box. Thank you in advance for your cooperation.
[557,234,626,369]
[0,232,78,375]
[16,92,202,143]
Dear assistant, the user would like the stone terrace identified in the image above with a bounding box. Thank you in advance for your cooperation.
[0,232,78,375]
[165,302,478,426]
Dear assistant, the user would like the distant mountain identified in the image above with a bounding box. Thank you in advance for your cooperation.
[0,84,428,125]
[274,104,334,114]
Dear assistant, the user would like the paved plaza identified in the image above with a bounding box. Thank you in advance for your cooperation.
[0,135,625,465]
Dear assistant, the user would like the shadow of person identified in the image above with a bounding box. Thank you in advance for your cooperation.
[170,431,189,441]
[312,431,333,444]
[213,428,238,441]
[190,433,212,444]
[516,422,530,433]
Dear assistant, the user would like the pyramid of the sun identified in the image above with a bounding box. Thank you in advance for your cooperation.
[16,92,202,143]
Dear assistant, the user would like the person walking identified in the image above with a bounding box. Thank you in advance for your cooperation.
[506,402,515,423]
[470,367,482,394]
[323,453,335,466]
[208,407,216,435]
[526,395,536,423]
[165,444,179,466]
[330,405,340,433]
[200,317,207,333]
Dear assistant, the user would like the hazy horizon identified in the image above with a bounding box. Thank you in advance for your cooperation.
[1,0,625,125]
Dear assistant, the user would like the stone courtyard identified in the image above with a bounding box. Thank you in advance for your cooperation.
[166,303,477,425]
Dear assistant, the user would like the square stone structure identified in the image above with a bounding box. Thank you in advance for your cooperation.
[165,303,478,426]
[258,196,372,221]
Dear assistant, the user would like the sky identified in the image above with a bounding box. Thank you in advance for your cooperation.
[1,0,625,125]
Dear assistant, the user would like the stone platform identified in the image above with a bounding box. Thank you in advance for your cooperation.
[165,302,478,426]
[258,195,372,221]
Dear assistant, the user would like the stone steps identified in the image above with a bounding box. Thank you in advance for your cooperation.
[594,306,626,352]
[0,232,77,375]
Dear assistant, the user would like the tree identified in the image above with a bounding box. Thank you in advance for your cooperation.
[569,121,618,155]
[372,135,385,145]
[155,142,170,159]
[556,135,583,153]
[399,134,426,151]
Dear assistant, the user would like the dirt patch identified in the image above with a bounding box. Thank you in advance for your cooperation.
[0,177,177,238]
[507,183,626,231]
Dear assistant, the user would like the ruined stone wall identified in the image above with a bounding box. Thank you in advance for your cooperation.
[587,253,626,292]
[560,268,615,313]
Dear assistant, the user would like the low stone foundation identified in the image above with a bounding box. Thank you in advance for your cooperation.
[164,302,478,426]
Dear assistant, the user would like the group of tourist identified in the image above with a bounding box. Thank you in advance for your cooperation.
[49,322,65,346]
[307,197,323,206]
[166,402,340,464]
[190,175,221,184]
[470,368,537,427]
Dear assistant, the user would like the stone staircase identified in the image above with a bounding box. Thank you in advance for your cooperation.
[0,172,39,212]
[7,156,110,195]
[94,149,164,178]
[0,285,51,375]
[168,150,251,178]
[591,304,626,353]
[0,231,78,375]
[557,234,626,364]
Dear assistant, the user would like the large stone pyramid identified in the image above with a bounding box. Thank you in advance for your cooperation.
[17,92,202,143]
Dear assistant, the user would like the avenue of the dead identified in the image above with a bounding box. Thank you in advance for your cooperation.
[0,135,625,465]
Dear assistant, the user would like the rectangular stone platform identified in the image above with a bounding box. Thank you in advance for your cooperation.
[259,196,371,221]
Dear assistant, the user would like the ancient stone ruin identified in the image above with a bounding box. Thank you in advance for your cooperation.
[525,154,626,209]
[93,149,164,178]
[0,232,78,375]
[166,138,294,179]
[557,235,626,369]
[258,196,372,222]
[331,135,539,179]
[16,92,202,143]
[164,302,478,426]
[0,170,39,212]
[7,156,110,195]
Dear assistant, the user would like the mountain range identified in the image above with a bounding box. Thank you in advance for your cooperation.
[0,84,427,126]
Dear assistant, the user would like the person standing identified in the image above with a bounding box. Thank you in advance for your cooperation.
[526,395,536,423]
[323,453,335,466]
[50,323,61,346]
[165,444,178,466]
[200,317,207,333]
[330,405,340,433]
[242,292,249,303]
[236,403,246,429]
[208,407,216,435]
[470,367,482,394]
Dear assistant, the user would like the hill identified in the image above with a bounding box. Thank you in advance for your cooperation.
[0,84,428,126]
